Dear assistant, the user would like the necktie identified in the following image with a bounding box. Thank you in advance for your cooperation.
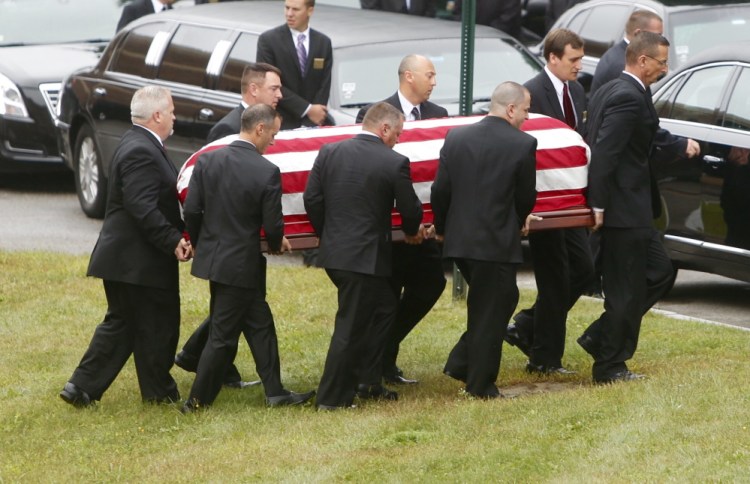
[297,34,307,77]
[562,83,576,129]
[411,106,421,121]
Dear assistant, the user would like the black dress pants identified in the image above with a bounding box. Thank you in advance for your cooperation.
[586,227,673,380]
[381,241,446,377]
[513,227,594,366]
[70,280,180,402]
[444,259,518,397]
[187,281,283,406]
[317,269,397,407]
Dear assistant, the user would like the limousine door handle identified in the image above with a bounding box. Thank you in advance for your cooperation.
[703,155,725,164]
[93,87,107,97]
[199,108,214,120]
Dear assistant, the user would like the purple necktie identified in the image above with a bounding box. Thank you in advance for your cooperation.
[297,33,307,77]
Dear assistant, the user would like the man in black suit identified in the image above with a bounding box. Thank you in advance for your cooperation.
[60,86,192,407]
[206,63,282,143]
[181,105,315,411]
[355,54,447,386]
[360,0,436,17]
[432,82,537,399]
[581,32,676,384]
[504,29,594,375]
[590,10,663,95]
[116,0,174,32]
[175,62,283,388]
[304,102,424,410]
[256,0,332,130]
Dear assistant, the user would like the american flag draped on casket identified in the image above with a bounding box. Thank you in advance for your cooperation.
[177,114,592,249]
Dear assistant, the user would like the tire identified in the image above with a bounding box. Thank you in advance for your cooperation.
[74,124,107,219]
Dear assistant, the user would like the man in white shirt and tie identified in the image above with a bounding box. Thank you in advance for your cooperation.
[505,28,595,376]
[256,0,333,130]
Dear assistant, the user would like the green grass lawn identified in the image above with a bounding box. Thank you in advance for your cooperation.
[1,251,749,482]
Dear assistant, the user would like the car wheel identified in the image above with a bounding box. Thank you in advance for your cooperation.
[74,124,107,219]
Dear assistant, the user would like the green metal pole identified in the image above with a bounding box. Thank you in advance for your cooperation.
[452,0,475,300]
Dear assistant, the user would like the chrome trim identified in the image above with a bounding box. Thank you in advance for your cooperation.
[3,140,44,155]
[665,234,750,256]
[39,82,61,121]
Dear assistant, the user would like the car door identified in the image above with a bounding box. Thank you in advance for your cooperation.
[654,62,750,280]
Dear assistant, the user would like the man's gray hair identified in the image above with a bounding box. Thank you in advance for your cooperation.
[130,86,171,122]
[362,102,404,130]
[490,81,527,111]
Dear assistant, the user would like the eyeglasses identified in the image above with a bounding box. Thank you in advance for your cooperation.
[645,55,669,67]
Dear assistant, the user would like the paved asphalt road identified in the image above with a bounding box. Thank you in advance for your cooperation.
[2,172,748,330]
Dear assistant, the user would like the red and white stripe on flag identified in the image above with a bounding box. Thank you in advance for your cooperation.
[176,113,590,237]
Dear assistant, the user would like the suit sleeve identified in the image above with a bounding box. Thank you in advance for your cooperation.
[206,121,233,144]
[119,145,183,255]
[393,157,423,236]
[587,92,641,211]
[651,127,688,163]
[183,159,205,248]
[430,139,452,236]
[303,149,326,236]
[515,138,538,225]
[261,167,285,252]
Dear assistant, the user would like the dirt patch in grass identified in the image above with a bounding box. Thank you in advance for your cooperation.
[503,380,584,398]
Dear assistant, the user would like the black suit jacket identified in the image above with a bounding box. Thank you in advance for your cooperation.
[590,39,627,95]
[206,104,243,143]
[431,116,537,263]
[587,74,660,228]
[256,25,333,130]
[117,0,159,32]
[87,126,183,289]
[183,141,284,289]
[303,134,423,276]
[524,70,586,135]
[355,92,448,123]
[360,0,436,16]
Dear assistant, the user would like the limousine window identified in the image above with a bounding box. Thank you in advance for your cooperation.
[217,33,260,94]
[335,38,540,108]
[669,66,733,125]
[158,25,228,86]
[110,23,167,78]
[724,68,750,132]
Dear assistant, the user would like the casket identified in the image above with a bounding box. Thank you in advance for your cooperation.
[177,114,593,250]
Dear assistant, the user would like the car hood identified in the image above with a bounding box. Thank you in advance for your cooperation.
[0,42,106,88]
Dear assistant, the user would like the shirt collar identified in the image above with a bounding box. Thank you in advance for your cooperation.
[134,123,164,147]
[544,65,567,95]
[152,0,168,12]
[623,70,645,90]
[397,90,419,120]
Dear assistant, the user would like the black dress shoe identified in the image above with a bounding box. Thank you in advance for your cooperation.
[594,370,646,384]
[266,389,316,407]
[384,374,419,385]
[525,362,577,375]
[466,385,503,399]
[504,324,532,357]
[59,382,92,408]
[174,351,198,373]
[144,391,181,405]
[577,333,602,360]
[443,369,466,383]
[355,384,398,401]
[181,398,204,414]
[224,380,262,389]
[316,403,357,411]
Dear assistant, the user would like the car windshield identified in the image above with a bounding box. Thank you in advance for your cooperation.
[668,5,750,70]
[0,0,121,46]
[334,38,541,107]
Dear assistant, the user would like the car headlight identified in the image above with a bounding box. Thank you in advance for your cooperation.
[0,73,30,118]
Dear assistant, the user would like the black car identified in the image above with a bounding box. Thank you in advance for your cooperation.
[652,42,750,283]
[0,0,122,174]
[536,0,750,91]
[56,1,543,217]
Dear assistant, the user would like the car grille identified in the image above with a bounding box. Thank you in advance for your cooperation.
[39,82,62,121]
